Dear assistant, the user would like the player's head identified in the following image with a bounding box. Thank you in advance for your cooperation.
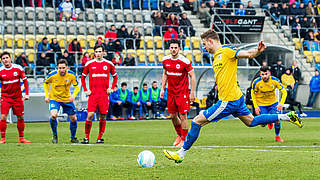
[201,29,220,53]
[285,68,292,75]
[261,60,268,67]
[152,81,157,89]
[121,82,127,90]
[133,87,138,93]
[94,44,105,60]
[169,39,180,57]
[0,52,12,68]
[260,66,271,82]
[143,83,148,91]
[315,69,319,76]
[57,59,69,76]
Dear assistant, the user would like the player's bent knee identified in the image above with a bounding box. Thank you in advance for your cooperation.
[193,113,210,126]
[69,115,77,122]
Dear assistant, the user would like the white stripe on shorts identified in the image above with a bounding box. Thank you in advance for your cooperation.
[207,101,228,121]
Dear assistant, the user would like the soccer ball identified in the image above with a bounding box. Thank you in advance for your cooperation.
[137,150,155,168]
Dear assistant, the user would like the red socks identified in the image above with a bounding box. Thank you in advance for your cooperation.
[0,120,7,138]
[85,120,92,139]
[180,129,189,141]
[174,125,182,137]
[97,119,106,139]
[17,120,25,137]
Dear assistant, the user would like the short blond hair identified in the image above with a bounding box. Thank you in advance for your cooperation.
[200,29,220,41]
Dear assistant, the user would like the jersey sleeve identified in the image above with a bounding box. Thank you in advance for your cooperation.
[110,63,117,77]
[224,46,240,60]
[19,68,27,81]
[44,72,54,84]
[186,62,194,73]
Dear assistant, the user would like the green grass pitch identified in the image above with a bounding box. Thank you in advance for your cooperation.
[1,118,320,179]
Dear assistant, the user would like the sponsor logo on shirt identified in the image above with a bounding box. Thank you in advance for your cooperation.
[92,67,96,69]
[103,66,108,70]
[176,64,180,69]
[13,72,18,76]
[271,85,275,88]
[166,64,171,67]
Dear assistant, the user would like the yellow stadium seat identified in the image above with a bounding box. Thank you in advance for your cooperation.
[14,35,24,48]
[156,50,164,62]
[87,49,94,54]
[126,49,136,57]
[304,51,313,63]
[138,54,146,63]
[193,50,202,63]
[313,51,320,63]
[26,49,35,62]
[183,50,192,61]
[26,35,36,48]
[191,37,200,49]
[59,39,66,48]
[154,36,162,49]
[36,35,45,42]
[14,49,25,57]
[165,49,170,55]
[185,39,191,49]
[293,38,303,50]
[89,39,95,48]
[145,36,153,49]
[4,34,14,48]
[146,50,155,62]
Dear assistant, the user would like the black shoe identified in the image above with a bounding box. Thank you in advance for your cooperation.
[96,139,104,143]
[71,138,79,143]
[52,135,58,144]
[81,138,89,144]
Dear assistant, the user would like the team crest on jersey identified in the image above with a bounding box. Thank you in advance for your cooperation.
[103,66,108,70]
[271,84,275,88]
[218,54,222,60]
[13,72,18,76]
[176,64,180,69]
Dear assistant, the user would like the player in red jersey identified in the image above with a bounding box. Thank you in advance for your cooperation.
[160,39,196,147]
[0,52,30,144]
[80,44,118,144]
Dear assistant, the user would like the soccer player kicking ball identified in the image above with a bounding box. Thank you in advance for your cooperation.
[163,30,302,163]
[160,39,196,147]
[0,52,30,144]
[251,66,288,142]
[44,59,80,143]
[81,44,118,144]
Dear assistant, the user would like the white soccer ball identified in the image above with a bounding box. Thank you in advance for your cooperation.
[137,150,156,168]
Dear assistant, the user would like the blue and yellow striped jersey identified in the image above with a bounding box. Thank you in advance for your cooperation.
[213,45,242,101]
[251,76,287,107]
[44,70,79,102]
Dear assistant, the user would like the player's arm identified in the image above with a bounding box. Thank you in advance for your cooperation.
[110,64,118,93]
[188,69,196,102]
[70,77,80,102]
[277,82,287,111]
[43,75,52,103]
[81,64,91,96]
[20,68,29,100]
[251,81,260,115]
[236,41,266,59]
[160,69,167,99]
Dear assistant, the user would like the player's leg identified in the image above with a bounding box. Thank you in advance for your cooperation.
[138,104,143,119]
[81,96,97,144]
[12,100,30,143]
[176,113,188,147]
[0,99,11,144]
[167,96,182,146]
[96,95,109,143]
[49,100,60,143]
[62,102,78,143]
[176,94,191,147]
[268,104,283,142]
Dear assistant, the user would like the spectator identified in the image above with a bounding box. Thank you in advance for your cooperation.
[102,38,109,52]
[290,60,302,100]
[246,1,256,15]
[311,18,318,32]
[285,86,307,117]
[128,87,142,119]
[117,82,132,119]
[139,83,152,119]
[289,3,299,16]
[123,54,135,66]
[304,29,316,41]
[104,25,118,42]
[128,26,142,49]
[235,4,246,15]
[111,39,123,53]
[280,3,290,25]
[291,17,302,38]
[148,81,161,119]
[281,68,295,89]
[289,0,297,6]
[178,29,187,49]
[306,69,320,108]
[172,1,182,16]
[36,52,50,75]
[162,1,173,16]
[112,51,122,66]
[297,3,307,16]
[68,38,82,64]
[270,3,281,23]
[117,25,129,47]
[38,37,52,54]
[15,53,32,75]
[179,13,195,36]
[109,85,124,120]
[62,50,75,70]
[164,26,178,48]
[199,2,211,27]
[183,0,197,14]
[166,13,179,32]
[95,36,104,46]
[81,52,91,66]
[271,59,286,79]
[306,2,316,16]
[315,3,320,16]
[151,11,166,36]
[301,16,311,33]
[49,38,62,61]
[218,3,231,15]
[207,0,219,15]
[58,0,74,21]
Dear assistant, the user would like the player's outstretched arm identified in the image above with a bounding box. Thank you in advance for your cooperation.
[160,70,167,99]
[236,41,266,59]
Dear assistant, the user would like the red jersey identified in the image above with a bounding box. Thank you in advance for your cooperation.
[81,59,118,95]
[162,55,194,96]
[0,64,29,99]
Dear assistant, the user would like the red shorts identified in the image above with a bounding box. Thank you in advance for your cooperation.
[87,94,110,114]
[1,97,24,116]
[167,94,190,114]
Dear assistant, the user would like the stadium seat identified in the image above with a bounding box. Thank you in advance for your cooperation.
[191,37,201,49]
[156,50,164,62]
[57,35,66,48]
[4,34,14,48]
[14,49,25,57]
[193,50,202,63]
[304,51,313,63]
[26,49,36,62]
[154,36,162,49]
[5,7,14,20]
[293,38,303,50]
[26,35,36,48]
[313,51,320,63]
[137,49,146,63]
[15,35,25,48]
[16,22,25,34]
[183,50,192,61]
[16,7,24,20]
[144,36,154,49]
[146,50,155,63]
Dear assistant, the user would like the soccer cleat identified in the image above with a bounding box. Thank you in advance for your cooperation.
[70,138,79,143]
[287,111,303,128]
[139,116,143,120]
[128,116,135,120]
[300,113,308,117]
[96,139,104,143]
[52,135,58,144]
[160,114,166,119]
[18,137,31,143]
[163,150,183,163]
[81,138,89,144]
[268,123,273,129]
[111,117,117,120]
[0,138,6,144]
[275,136,284,142]
[118,117,125,120]
[172,135,182,146]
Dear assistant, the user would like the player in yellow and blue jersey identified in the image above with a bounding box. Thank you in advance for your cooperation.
[44,59,80,143]
[163,29,303,163]
[251,66,287,142]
